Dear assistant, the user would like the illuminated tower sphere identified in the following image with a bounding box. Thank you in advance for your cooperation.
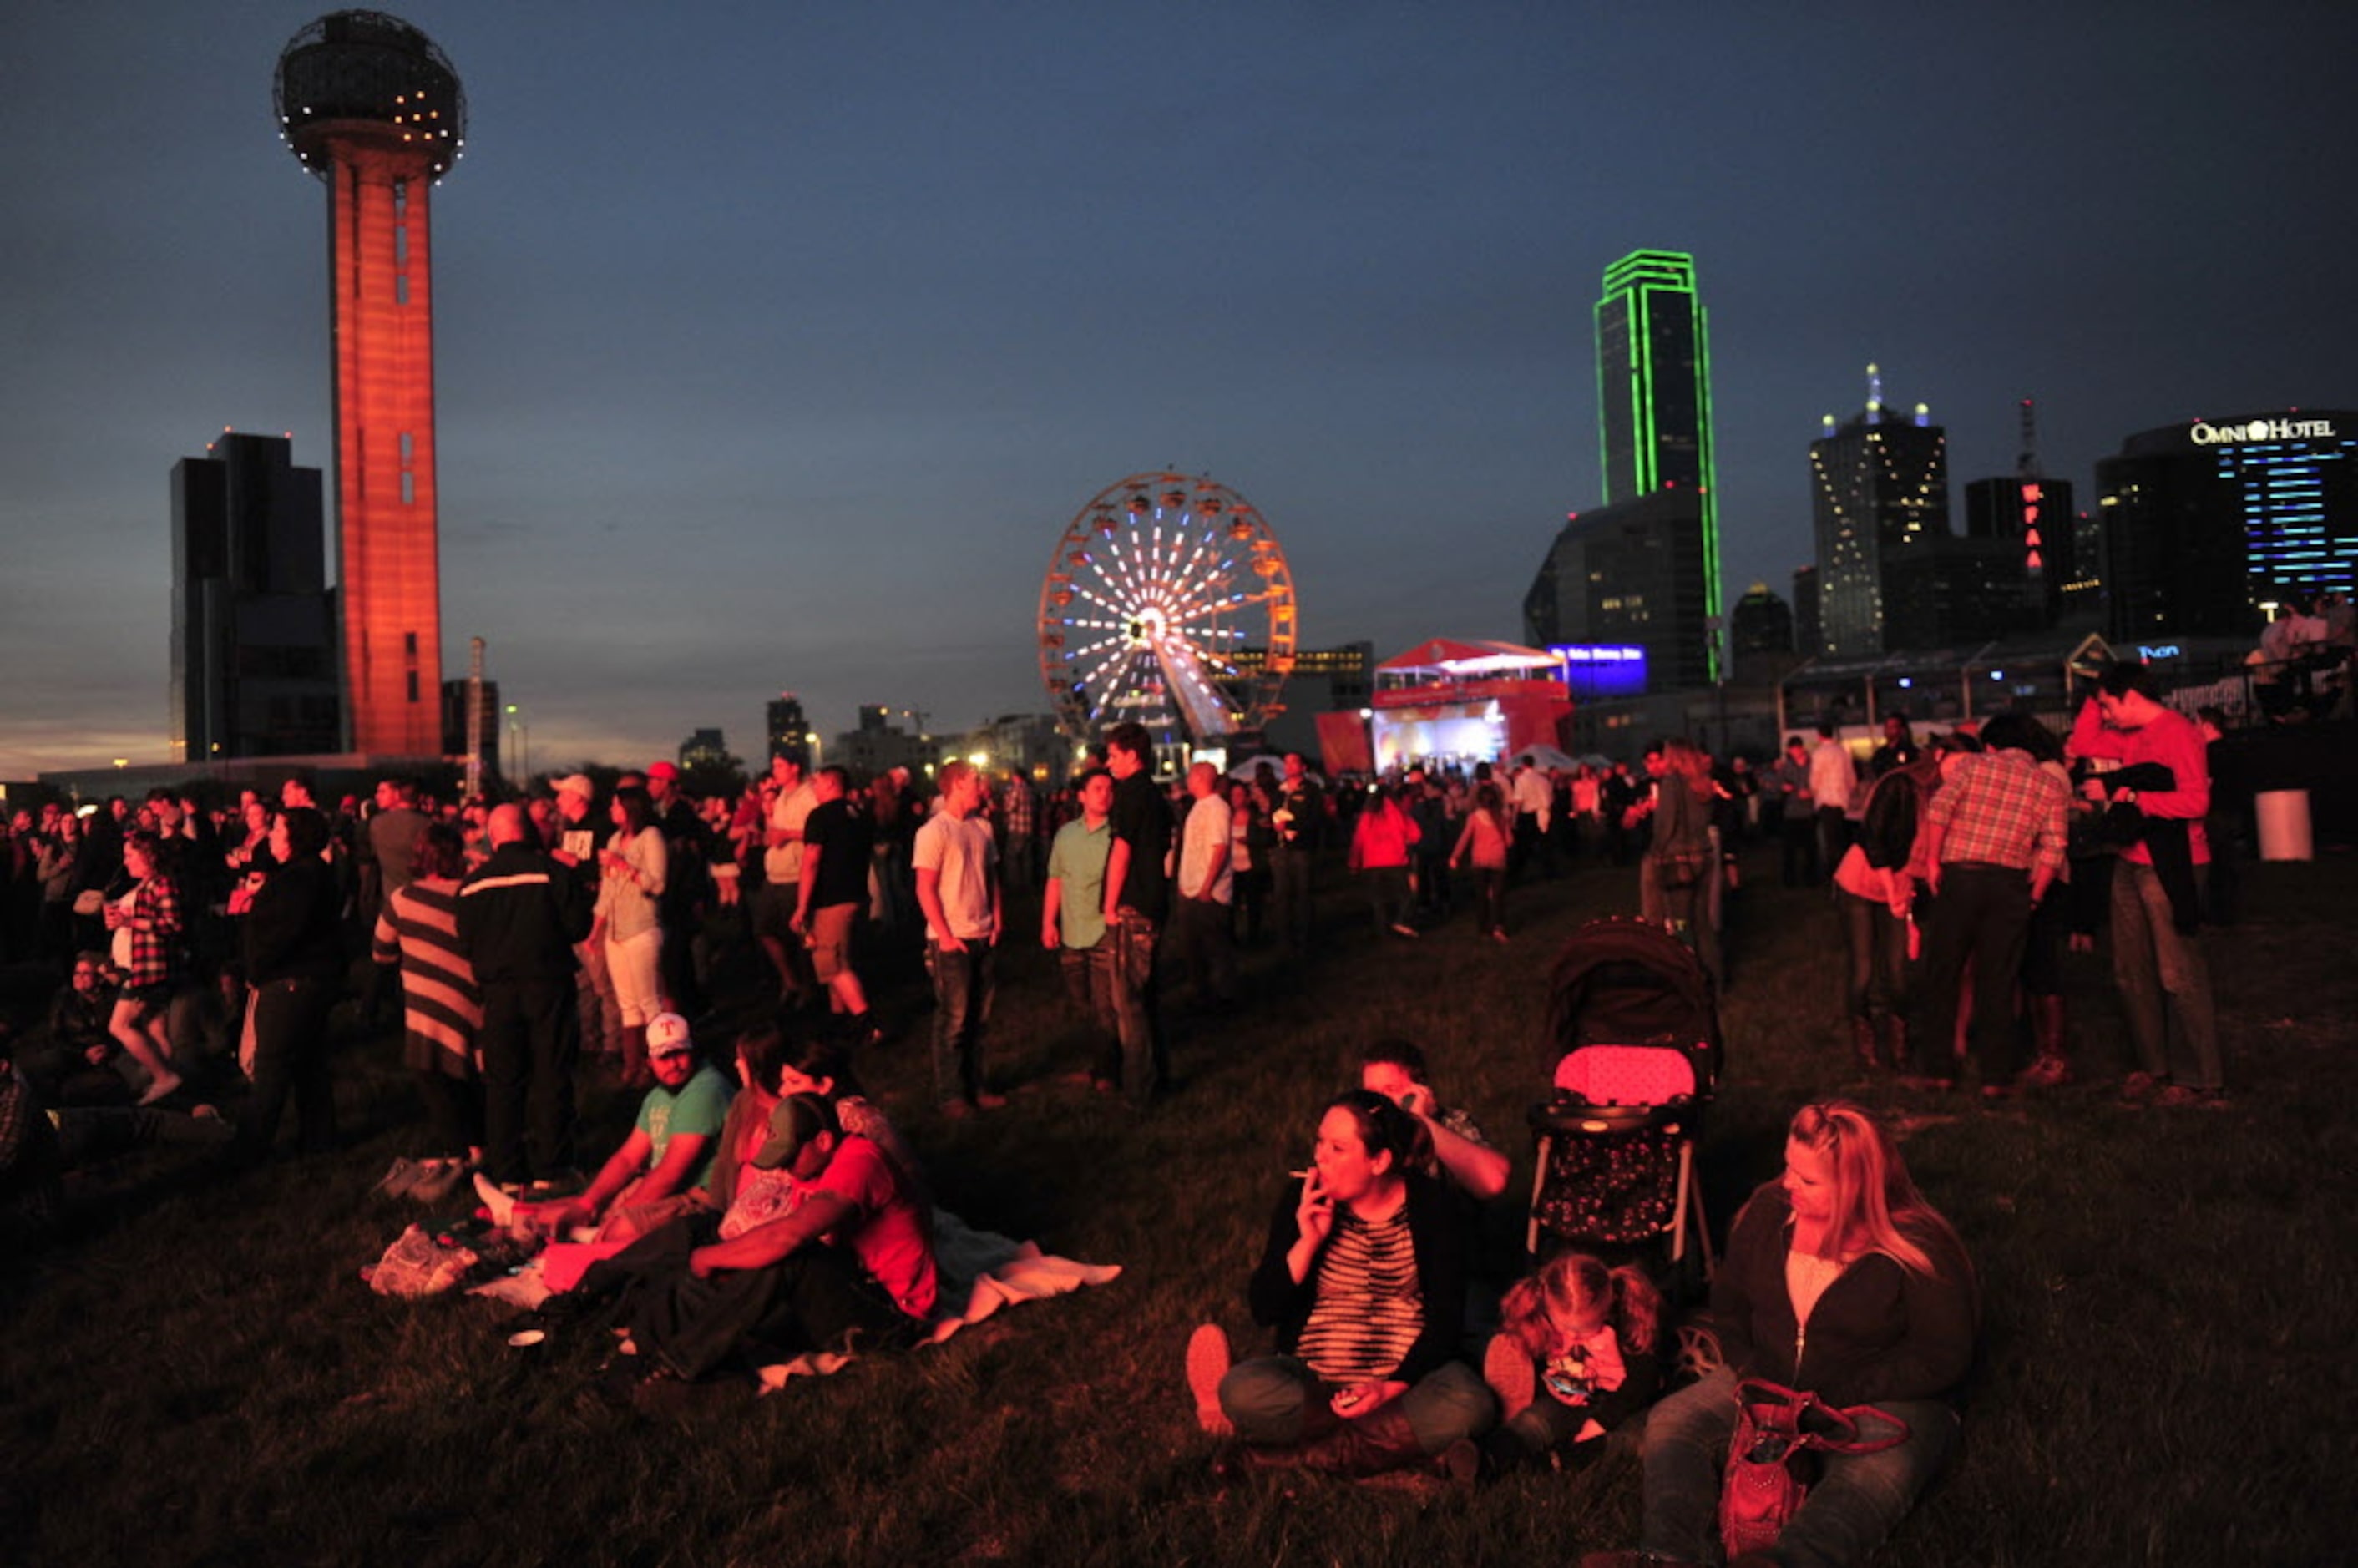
[275,12,465,756]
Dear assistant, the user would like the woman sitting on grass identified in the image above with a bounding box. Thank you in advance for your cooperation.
[1185,1089,1495,1477]
[1451,1250,1663,1480]
[1583,1100,1976,1568]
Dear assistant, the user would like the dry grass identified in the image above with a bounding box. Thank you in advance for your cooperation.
[3,845,2351,1567]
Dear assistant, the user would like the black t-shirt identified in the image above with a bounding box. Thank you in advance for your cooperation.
[1274,778,1324,851]
[803,798,873,910]
[1110,772,1172,922]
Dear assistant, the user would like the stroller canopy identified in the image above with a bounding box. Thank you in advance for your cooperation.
[1541,918,1724,1087]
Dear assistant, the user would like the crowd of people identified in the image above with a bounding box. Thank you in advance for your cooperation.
[0,660,2261,1565]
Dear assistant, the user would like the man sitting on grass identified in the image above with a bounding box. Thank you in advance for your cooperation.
[480,1012,728,1242]
[1358,1039,1510,1203]
[610,1091,939,1393]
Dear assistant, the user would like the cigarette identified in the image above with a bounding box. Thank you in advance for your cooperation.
[1288,1168,1313,1179]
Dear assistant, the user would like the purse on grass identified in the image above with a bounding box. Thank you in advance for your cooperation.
[1719,1378,1910,1560]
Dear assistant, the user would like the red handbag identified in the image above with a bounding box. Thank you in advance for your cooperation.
[1719,1378,1909,1560]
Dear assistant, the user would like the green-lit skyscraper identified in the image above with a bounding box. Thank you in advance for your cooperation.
[1594,250,1721,679]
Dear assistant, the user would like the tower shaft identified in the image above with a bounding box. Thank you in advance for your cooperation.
[323,133,441,756]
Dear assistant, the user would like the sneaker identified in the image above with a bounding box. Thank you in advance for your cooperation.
[136,1072,185,1108]
[2119,1071,2167,1103]
[1490,928,1510,943]
[373,1157,425,1200]
[2154,1084,2228,1109]
[1483,1333,1536,1420]
[1389,923,1419,938]
[1185,1323,1234,1436]
[407,1160,471,1206]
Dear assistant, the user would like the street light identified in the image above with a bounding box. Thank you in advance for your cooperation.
[503,703,529,785]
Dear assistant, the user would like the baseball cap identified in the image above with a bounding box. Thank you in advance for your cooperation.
[646,1013,693,1058]
[553,774,594,801]
[750,1093,839,1171]
[647,761,681,781]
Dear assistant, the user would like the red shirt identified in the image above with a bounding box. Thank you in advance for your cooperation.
[790,1135,937,1320]
[2068,701,2211,867]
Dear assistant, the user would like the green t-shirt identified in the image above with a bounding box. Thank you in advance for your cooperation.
[635,1063,732,1192]
[1046,817,1113,949]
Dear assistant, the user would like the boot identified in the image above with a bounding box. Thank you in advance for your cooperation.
[2022,994,2072,1087]
[620,1024,650,1087]
[1850,1016,1881,1072]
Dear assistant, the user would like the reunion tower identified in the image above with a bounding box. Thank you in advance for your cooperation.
[275,12,465,757]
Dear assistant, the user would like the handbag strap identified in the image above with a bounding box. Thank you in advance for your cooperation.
[1734,1378,1910,1457]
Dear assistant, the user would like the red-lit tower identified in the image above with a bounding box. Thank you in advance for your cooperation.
[275,12,465,756]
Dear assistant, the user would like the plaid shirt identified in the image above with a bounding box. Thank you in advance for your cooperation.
[1925,749,2069,875]
[124,873,188,989]
[1001,780,1035,838]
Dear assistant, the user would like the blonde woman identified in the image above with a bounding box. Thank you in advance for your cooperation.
[1584,1100,1976,1568]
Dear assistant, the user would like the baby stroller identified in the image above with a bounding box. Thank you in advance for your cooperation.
[1526,917,1723,1294]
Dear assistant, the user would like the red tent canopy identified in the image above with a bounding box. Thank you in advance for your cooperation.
[1378,638,1559,675]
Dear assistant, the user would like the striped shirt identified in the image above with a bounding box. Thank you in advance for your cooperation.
[1294,1206,1424,1386]
[372,878,483,1078]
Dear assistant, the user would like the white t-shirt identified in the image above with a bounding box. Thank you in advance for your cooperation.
[764,781,818,885]
[913,811,997,940]
[1179,793,1234,903]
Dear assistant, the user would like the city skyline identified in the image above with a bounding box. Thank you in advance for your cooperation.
[4,3,2353,777]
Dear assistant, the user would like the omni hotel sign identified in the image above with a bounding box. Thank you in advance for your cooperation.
[2188,416,2337,446]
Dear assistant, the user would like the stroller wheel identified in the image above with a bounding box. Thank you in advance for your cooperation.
[1672,1321,1725,1384]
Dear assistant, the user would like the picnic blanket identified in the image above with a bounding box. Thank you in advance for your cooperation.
[463,1206,1121,1375]
[755,1213,1121,1392]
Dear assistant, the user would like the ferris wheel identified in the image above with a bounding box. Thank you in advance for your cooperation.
[1037,473,1298,745]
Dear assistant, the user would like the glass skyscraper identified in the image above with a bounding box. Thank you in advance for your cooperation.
[1594,250,1720,679]
[2096,410,2357,639]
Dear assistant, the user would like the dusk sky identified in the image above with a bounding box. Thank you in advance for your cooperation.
[5,2,2352,779]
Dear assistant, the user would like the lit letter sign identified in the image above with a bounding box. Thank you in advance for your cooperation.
[2188,417,2337,446]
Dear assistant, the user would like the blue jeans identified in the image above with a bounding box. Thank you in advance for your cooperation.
[1218,1355,1495,1455]
[1638,1366,1959,1568]
[1107,910,1165,1107]
[924,938,996,1107]
[1057,940,1117,1074]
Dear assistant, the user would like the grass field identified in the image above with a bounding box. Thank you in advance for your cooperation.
[4,842,2351,1567]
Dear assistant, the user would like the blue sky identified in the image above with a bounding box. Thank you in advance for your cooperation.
[4,2,2351,775]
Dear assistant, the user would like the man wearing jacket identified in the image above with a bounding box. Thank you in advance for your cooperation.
[458,803,593,1186]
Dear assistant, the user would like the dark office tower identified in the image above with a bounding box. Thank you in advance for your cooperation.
[1522,493,1712,691]
[276,12,466,756]
[1966,475,2074,630]
[1596,250,1720,679]
[171,432,342,759]
[2096,410,2358,641]
[1729,584,1794,656]
[766,693,810,760]
[1808,367,1950,656]
[1791,564,1822,660]
[439,676,498,771]
[680,729,730,769]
